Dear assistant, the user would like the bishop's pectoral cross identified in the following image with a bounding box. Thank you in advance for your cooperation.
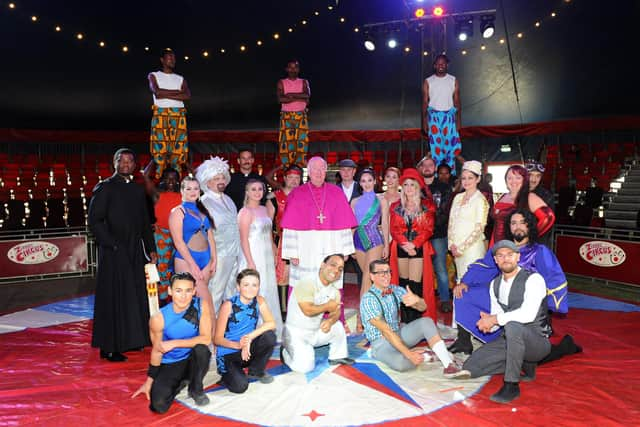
[317,212,326,224]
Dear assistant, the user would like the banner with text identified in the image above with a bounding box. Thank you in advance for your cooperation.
[555,236,639,286]
[0,236,88,279]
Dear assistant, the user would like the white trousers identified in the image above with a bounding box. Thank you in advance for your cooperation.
[282,322,348,373]
[208,255,239,314]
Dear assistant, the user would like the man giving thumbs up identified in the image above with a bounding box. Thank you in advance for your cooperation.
[359,258,469,377]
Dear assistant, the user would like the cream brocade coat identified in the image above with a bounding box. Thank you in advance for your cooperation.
[448,190,489,281]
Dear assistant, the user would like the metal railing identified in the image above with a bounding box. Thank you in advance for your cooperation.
[554,224,640,243]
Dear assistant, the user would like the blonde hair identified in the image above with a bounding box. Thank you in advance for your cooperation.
[243,179,266,207]
[400,178,423,216]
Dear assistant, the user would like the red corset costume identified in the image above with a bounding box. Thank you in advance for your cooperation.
[389,197,438,322]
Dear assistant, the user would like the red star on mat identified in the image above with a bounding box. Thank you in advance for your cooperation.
[302,409,325,422]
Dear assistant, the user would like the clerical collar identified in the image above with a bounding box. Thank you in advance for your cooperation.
[115,173,133,183]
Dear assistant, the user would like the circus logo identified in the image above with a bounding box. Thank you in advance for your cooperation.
[7,241,60,265]
[579,241,626,267]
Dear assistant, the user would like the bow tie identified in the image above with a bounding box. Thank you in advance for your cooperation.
[381,287,393,296]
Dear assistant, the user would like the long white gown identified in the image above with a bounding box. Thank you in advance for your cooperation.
[238,215,284,340]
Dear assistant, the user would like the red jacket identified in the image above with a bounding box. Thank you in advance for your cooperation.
[389,197,438,322]
[389,198,436,251]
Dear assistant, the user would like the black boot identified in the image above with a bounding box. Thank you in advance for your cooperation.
[490,381,520,404]
[100,350,127,362]
[401,280,423,323]
[279,285,289,321]
[448,326,473,355]
[520,361,536,382]
[398,279,414,323]
[539,334,582,365]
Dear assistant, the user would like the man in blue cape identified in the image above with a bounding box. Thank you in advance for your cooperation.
[449,209,580,363]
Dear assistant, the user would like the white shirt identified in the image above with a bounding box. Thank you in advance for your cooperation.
[490,268,547,327]
[151,71,185,108]
[341,182,355,201]
[285,275,340,331]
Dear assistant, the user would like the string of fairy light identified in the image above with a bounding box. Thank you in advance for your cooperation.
[4,0,575,59]
[3,1,349,60]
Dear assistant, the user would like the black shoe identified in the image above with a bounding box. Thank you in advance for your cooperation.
[490,382,520,404]
[440,301,452,313]
[520,361,536,382]
[447,339,473,355]
[189,391,210,406]
[563,334,582,354]
[328,357,355,366]
[100,350,127,362]
[248,372,274,384]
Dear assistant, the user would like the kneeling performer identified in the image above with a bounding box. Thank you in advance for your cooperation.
[214,269,277,392]
[282,254,354,373]
[132,272,213,412]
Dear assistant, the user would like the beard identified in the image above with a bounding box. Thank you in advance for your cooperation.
[512,231,528,243]
[499,263,518,274]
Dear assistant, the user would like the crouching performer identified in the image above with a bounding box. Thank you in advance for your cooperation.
[132,272,212,412]
[455,241,552,404]
[214,269,277,392]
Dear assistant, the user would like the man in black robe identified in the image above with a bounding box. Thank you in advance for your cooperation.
[89,148,158,362]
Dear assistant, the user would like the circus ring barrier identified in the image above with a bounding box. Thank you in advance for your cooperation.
[0,227,94,284]
[554,224,640,288]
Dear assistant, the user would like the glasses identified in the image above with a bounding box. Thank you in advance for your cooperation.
[525,163,545,173]
[372,270,392,276]
[494,252,517,260]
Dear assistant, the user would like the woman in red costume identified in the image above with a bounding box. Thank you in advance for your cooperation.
[389,168,437,323]
[491,165,555,244]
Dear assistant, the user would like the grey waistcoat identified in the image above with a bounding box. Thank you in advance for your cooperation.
[492,269,551,338]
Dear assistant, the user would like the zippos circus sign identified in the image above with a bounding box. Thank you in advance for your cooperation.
[0,236,88,279]
[7,241,59,264]
[579,241,626,267]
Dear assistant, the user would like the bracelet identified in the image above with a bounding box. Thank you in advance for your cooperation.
[147,364,160,379]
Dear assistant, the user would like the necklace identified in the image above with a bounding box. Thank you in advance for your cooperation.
[308,183,327,224]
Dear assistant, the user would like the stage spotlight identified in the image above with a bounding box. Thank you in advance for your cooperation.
[414,8,425,18]
[455,16,473,41]
[433,6,444,17]
[364,36,376,51]
[480,15,495,38]
[387,38,397,49]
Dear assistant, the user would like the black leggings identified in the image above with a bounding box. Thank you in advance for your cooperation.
[150,344,211,414]
[219,331,276,393]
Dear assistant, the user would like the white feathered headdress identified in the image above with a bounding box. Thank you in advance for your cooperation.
[195,156,231,191]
